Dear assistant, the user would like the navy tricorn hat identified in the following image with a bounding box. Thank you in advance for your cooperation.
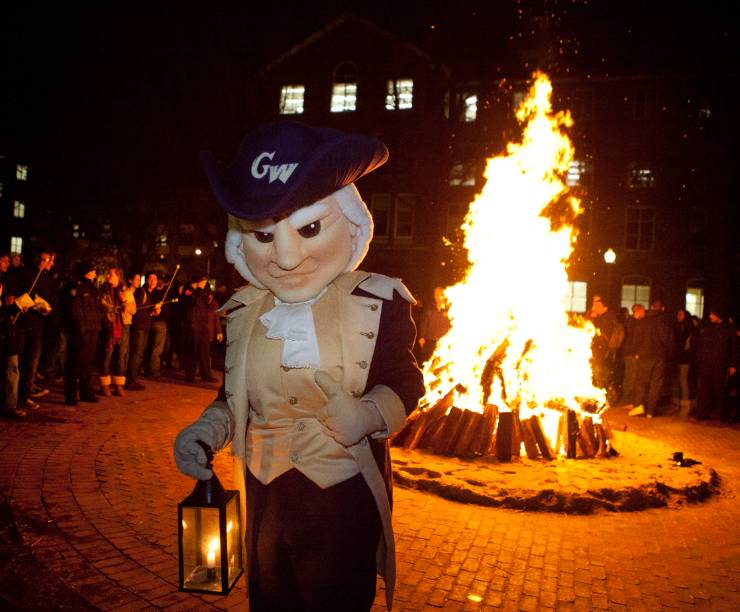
[198,121,388,220]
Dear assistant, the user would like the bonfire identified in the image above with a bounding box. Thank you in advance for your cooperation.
[394,73,615,461]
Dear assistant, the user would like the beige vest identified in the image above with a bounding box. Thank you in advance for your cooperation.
[244,283,360,487]
[217,270,414,609]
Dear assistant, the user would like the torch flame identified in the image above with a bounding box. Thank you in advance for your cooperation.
[423,73,605,451]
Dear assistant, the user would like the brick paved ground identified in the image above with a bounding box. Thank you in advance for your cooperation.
[1,379,739,611]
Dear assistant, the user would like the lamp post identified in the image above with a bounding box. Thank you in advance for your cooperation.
[603,248,616,304]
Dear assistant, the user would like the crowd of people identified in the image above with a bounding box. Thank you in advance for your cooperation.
[1,250,227,418]
[2,249,738,423]
[588,294,739,423]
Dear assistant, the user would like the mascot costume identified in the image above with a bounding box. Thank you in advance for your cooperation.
[174,121,425,611]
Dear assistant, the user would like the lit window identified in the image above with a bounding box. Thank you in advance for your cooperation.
[10,236,23,254]
[13,201,25,218]
[628,165,655,188]
[331,63,358,113]
[394,193,415,241]
[621,280,651,311]
[564,281,588,313]
[386,79,413,110]
[565,160,592,187]
[157,232,168,245]
[449,162,476,187]
[279,85,305,115]
[625,206,655,252]
[331,83,357,113]
[16,164,29,181]
[685,285,704,318]
[370,194,391,241]
[461,93,477,122]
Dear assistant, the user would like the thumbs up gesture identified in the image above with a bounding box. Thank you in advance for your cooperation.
[314,370,385,447]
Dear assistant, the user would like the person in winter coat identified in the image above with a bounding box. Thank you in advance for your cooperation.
[173,121,425,611]
[63,261,103,406]
[99,267,136,397]
[181,273,216,383]
[693,303,738,421]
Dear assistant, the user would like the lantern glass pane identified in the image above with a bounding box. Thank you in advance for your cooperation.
[225,496,243,587]
[181,506,223,592]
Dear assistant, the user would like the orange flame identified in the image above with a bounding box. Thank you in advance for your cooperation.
[423,73,606,450]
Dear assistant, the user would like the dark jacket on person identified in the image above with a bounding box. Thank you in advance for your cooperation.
[65,278,103,334]
[673,318,698,365]
[696,321,738,369]
[182,286,210,330]
[640,311,673,361]
[131,287,153,332]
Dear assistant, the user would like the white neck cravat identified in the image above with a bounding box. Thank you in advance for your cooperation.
[259,289,326,368]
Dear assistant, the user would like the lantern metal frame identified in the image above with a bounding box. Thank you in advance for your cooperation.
[178,442,244,595]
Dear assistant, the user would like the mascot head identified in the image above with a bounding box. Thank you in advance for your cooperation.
[199,121,387,303]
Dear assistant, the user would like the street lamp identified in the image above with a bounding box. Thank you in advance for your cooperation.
[603,248,616,304]
[178,442,243,595]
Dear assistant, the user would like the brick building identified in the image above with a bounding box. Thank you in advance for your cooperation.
[250,13,738,316]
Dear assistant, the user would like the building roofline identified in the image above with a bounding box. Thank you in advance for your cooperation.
[259,12,442,77]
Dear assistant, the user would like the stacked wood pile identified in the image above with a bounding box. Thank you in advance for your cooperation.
[392,388,617,461]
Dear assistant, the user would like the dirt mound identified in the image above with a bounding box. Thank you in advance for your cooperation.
[391,430,720,514]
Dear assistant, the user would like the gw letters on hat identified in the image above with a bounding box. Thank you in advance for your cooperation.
[198,121,388,220]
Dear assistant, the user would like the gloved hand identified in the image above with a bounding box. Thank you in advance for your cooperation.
[315,370,385,447]
[174,407,231,480]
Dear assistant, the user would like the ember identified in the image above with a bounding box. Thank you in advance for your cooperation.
[396,73,615,460]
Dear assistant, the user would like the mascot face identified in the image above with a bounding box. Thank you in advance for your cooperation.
[239,194,354,303]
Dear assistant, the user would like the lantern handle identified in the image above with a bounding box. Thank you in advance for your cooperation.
[196,440,214,470]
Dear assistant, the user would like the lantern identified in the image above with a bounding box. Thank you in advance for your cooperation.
[178,442,243,594]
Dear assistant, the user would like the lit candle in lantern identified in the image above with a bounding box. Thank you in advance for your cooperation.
[206,538,218,580]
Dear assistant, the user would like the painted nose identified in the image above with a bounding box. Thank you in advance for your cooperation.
[272,222,304,271]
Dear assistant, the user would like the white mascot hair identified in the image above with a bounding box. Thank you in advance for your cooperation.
[224,184,374,287]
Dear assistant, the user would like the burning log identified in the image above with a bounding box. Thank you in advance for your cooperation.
[566,409,579,458]
[495,412,513,461]
[520,418,539,459]
[401,386,457,450]
[511,410,523,457]
[529,416,555,460]
[453,410,484,456]
[470,404,498,456]
[577,416,597,458]
[438,407,465,454]
[480,339,510,406]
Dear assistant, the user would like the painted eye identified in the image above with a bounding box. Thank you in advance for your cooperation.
[253,231,274,243]
[298,221,321,238]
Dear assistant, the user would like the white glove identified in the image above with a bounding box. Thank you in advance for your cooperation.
[174,407,231,480]
[314,370,385,447]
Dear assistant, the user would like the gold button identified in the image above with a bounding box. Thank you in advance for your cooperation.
[352,390,363,398]
[369,304,378,311]
[361,331,375,339]
[357,360,368,369]
[288,396,297,405]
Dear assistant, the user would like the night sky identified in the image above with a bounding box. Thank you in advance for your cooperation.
[1,1,736,230]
